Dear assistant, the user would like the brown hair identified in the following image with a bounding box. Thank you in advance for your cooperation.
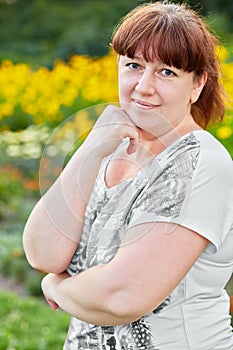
[111,2,225,128]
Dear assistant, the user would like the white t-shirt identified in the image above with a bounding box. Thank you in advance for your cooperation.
[65,130,233,350]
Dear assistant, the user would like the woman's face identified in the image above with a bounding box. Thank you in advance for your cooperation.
[118,54,205,137]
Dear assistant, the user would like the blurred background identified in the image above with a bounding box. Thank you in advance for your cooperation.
[0,0,233,65]
[0,0,232,349]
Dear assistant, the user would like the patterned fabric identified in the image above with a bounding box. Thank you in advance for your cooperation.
[64,319,159,350]
[64,131,233,349]
[68,133,200,275]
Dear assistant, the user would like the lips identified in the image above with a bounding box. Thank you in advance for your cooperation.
[132,98,159,109]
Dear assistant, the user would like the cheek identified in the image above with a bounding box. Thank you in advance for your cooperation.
[118,75,134,100]
[179,80,196,102]
[168,84,193,105]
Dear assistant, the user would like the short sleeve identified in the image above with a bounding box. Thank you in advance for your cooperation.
[127,132,233,253]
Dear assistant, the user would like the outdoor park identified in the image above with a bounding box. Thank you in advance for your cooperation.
[0,0,233,349]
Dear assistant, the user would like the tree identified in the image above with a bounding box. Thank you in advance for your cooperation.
[0,0,232,66]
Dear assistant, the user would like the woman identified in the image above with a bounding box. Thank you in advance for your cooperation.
[23,2,233,349]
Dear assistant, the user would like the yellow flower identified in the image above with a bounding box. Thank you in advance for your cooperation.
[73,110,94,138]
[0,103,14,117]
[216,45,229,62]
[0,47,232,131]
[216,126,233,139]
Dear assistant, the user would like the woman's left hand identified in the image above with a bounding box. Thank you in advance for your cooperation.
[41,272,70,310]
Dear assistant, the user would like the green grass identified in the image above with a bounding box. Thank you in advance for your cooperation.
[0,291,70,350]
[0,222,70,349]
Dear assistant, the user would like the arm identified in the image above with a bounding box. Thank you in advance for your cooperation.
[23,105,139,273]
[23,143,103,273]
[41,222,209,325]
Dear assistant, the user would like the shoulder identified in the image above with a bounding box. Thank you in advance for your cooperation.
[192,130,233,186]
[193,130,232,159]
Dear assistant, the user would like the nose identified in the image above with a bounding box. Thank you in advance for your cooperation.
[135,71,156,95]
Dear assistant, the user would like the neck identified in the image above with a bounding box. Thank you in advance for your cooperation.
[136,115,202,157]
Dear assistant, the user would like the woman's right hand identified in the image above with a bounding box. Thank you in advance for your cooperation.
[83,105,140,158]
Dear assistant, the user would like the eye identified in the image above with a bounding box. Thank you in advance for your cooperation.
[126,62,141,70]
[160,68,176,77]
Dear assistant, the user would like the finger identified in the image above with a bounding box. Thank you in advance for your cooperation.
[127,139,138,155]
[49,300,59,310]
[44,294,59,310]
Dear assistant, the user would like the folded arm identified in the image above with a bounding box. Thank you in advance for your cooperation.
[23,143,103,273]
[41,222,209,325]
[23,106,140,274]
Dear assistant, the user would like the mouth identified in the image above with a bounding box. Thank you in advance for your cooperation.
[132,99,159,110]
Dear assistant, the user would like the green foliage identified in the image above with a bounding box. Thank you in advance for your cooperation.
[0,226,43,297]
[0,164,24,220]
[0,0,136,66]
[0,125,47,220]
[0,291,69,349]
[0,157,39,222]
[0,0,232,67]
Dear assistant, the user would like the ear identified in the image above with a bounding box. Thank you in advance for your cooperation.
[190,71,207,104]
